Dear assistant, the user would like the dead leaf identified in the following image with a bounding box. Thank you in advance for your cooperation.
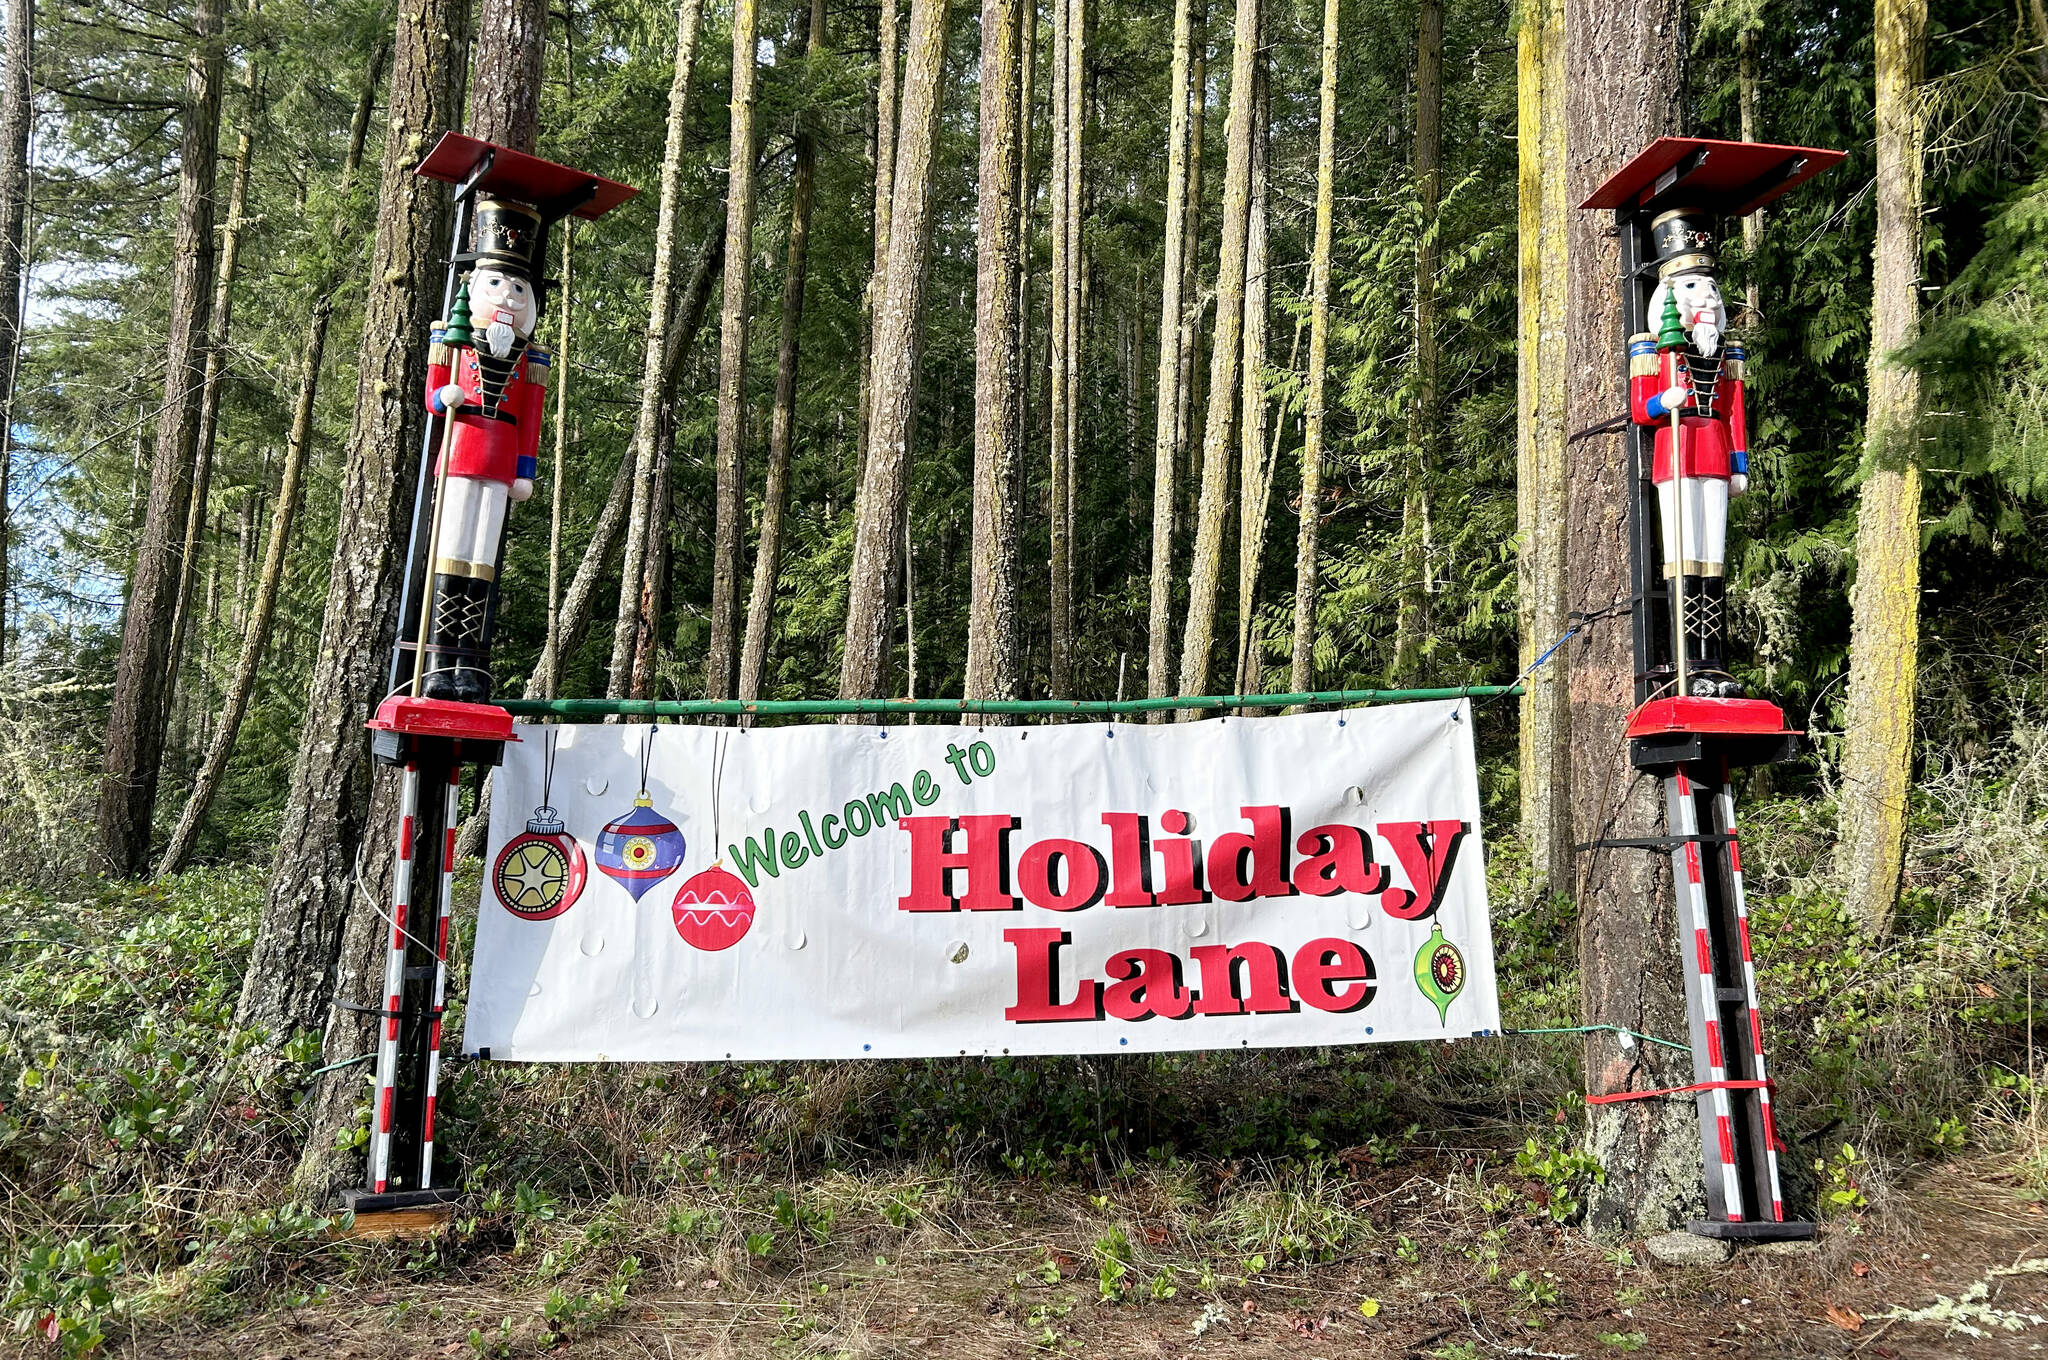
[1142,1224,1169,1247]
[1824,1303,1864,1332]
[1851,1261,1871,1278]
[365,1294,390,1306]
[1975,982,1997,998]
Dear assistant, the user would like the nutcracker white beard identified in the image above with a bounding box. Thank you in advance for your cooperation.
[1651,271,1728,358]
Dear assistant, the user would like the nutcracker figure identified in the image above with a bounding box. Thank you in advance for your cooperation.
[1581,137,1843,1244]
[355,132,634,1225]
[418,199,552,704]
[1628,208,1749,698]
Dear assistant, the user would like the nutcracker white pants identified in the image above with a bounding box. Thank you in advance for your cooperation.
[1655,475,1728,578]
[433,475,508,577]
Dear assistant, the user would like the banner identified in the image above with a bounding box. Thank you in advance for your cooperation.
[466,700,1499,1061]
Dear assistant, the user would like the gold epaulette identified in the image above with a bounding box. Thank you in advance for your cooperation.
[526,347,552,389]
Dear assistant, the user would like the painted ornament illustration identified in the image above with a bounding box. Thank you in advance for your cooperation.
[495,806,586,919]
[1415,922,1465,1025]
[595,730,686,900]
[493,730,586,920]
[672,865,756,952]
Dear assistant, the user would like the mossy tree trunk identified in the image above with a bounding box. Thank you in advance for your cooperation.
[1516,0,1571,892]
[1838,0,1926,937]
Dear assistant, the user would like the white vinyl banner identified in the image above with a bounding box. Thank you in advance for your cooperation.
[466,700,1499,1061]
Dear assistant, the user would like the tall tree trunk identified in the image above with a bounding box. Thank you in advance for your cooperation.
[1391,0,1442,683]
[541,6,576,702]
[1047,0,1071,699]
[1839,0,1925,937]
[291,0,545,1202]
[1566,0,1698,1233]
[857,0,902,485]
[630,439,672,698]
[95,0,225,877]
[239,0,463,1090]
[705,0,761,702]
[1174,0,1256,714]
[1145,0,1189,696]
[607,0,704,698]
[1147,0,1196,710]
[1015,0,1034,580]
[1517,0,1570,889]
[166,64,261,733]
[964,0,1022,703]
[531,217,723,702]
[157,45,386,877]
[1058,0,1082,694]
[738,0,825,703]
[0,0,34,671]
[1173,0,1206,551]
[1288,0,1336,697]
[1231,57,1269,698]
[1737,19,1761,321]
[838,0,950,700]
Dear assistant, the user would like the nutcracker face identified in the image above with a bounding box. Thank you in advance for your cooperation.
[470,269,538,355]
[1654,271,1728,357]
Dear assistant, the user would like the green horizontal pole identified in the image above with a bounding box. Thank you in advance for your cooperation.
[498,685,1522,720]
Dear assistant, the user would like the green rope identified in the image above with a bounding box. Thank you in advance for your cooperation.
[500,685,1522,720]
[1508,1024,1691,1053]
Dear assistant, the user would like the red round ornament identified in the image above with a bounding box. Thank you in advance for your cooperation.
[671,864,756,952]
[493,805,587,920]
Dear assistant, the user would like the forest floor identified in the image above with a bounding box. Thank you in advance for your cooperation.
[113,1151,2048,1360]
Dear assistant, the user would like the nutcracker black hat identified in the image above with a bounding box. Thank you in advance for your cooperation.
[473,198,543,279]
[1651,207,1718,279]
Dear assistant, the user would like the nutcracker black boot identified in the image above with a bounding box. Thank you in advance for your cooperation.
[421,572,491,703]
[1683,574,1742,698]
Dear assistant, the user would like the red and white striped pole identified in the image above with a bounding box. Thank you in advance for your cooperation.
[1666,768,1747,1221]
[367,762,421,1195]
[1714,768,1787,1222]
[420,767,461,1187]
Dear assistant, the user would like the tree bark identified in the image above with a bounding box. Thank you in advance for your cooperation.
[0,0,34,672]
[1566,0,1700,1234]
[857,0,902,485]
[467,0,547,149]
[1288,0,1336,697]
[1516,0,1571,890]
[166,64,261,736]
[1174,0,1256,714]
[705,0,762,702]
[630,438,673,698]
[1391,0,1442,683]
[738,0,825,704]
[240,0,463,1100]
[1231,58,1269,699]
[1047,0,1071,700]
[839,0,950,700]
[1839,0,1925,937]
[157,46,386,877]
[607,0,704,699]
[1058,0,1082,695]
[95,0,226,877]
[964,0,1022,704]
[1145,0,1193,707]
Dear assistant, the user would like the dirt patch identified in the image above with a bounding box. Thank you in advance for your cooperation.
[111,1157,2047,1360]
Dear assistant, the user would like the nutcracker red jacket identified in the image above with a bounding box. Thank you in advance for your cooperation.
[1628,333,1750,484]
[425,334,550,486]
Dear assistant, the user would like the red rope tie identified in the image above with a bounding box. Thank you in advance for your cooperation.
[1585,1078,1773,1105]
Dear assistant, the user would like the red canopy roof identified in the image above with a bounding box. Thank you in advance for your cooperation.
[414,132,638,221]
[1581,137,1844,218]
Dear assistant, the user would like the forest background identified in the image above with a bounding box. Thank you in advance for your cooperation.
[1,0,2047,1350]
